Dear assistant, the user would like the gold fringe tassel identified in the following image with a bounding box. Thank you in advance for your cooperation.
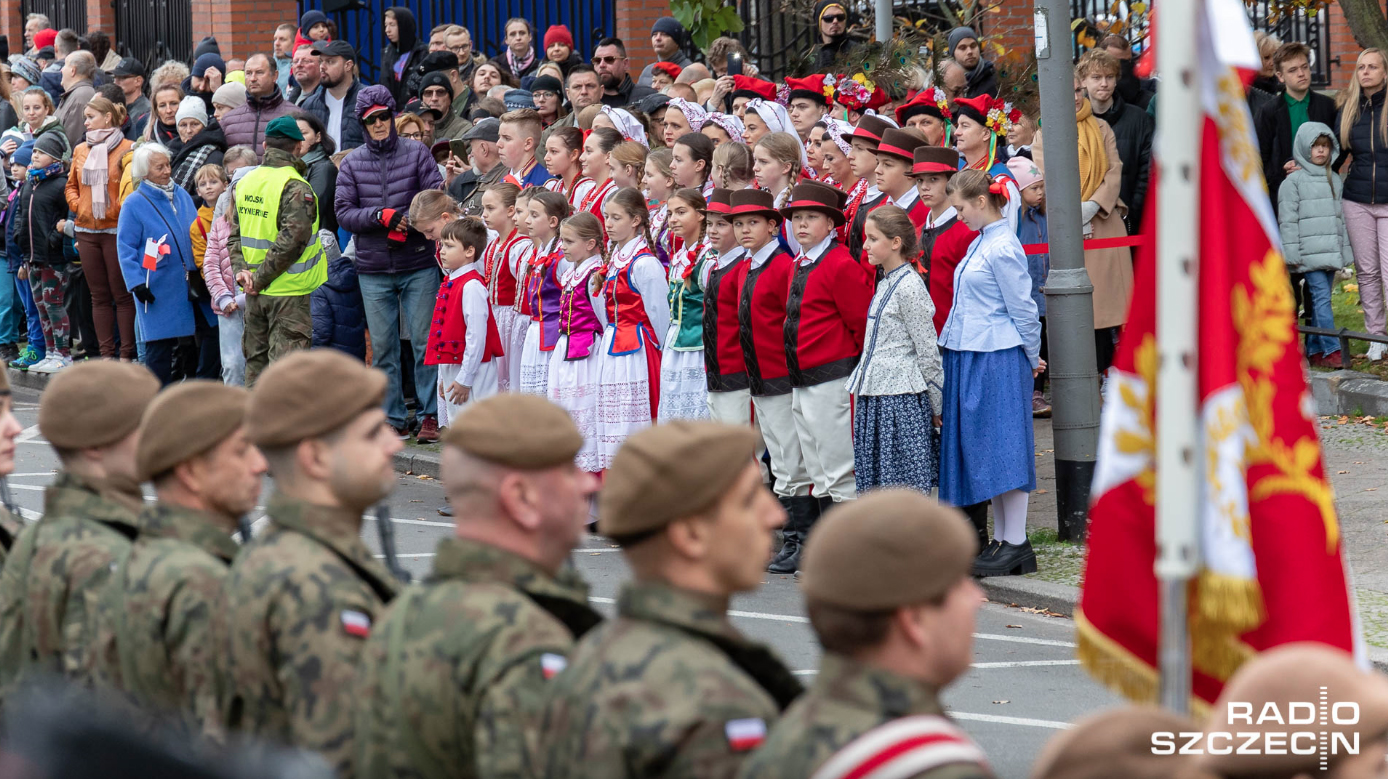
[1189,570,1263,682]
[1075,608,1213,720]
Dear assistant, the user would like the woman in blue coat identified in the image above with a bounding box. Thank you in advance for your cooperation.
[117,143,217,385]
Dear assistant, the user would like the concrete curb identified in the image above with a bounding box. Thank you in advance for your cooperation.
[393,447,441,479]
[1309,369,1388,417]
[6,366,52,393]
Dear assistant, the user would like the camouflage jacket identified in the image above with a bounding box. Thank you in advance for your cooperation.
[228,147,319,292]
[354,537,604,779]
[536,581,803,779]
[737,653,993,779]
[0,472,144,700]
[90,502,241,741]
[219,493,400,776]
[0,504,22,570]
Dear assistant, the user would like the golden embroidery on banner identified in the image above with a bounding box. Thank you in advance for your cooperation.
[1213,72,1264,190]
[1115,335,1158,505]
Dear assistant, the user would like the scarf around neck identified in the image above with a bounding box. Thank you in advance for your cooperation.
[81,127,125,221]
[507,47,536,79]
[1075,98,1108,202]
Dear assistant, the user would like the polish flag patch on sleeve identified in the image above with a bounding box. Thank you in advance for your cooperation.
[725,717,767,752]
[540,653,568,680]
[340,610,372,638]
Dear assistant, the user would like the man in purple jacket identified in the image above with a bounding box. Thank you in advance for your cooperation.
[335,84,446,443]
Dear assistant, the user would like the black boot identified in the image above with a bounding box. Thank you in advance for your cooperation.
[768,496,819,574]
[973,540,1038,577]
[962,502,992,552]
[771,496,795,557]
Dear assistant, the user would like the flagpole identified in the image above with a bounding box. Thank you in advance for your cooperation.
[1153,0,1203,715]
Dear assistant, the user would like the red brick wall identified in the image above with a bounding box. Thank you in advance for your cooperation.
[192,0,299,60]
[986,1,1037,65]
[614,0,673,75]
[1,6,22,60]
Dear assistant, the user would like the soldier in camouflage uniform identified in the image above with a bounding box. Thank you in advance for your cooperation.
[0,368,27,570]
[354,394,603,779]
[0,362,161,700]
[737,490,993,779]
[220,350,403,775]
[89,381,266,741]
[228,115,327,387]
[537,421,803,779]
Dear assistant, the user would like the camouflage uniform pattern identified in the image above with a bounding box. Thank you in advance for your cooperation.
[736,653,993,779]
[0,472,143,700]
[536,582,804,779]
[354,537,604,779]
[219,493,400,776]
[29,264,72,355]
[88,502,240,741]
[0,505,21,571]
[227,147,319,387]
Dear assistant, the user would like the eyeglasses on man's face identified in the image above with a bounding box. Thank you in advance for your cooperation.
[593,55,624,65]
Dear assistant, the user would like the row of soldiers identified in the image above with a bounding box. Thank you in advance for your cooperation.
[0,354,1384,779]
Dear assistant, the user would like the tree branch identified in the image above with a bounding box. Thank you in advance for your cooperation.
[1338,0,1388,52]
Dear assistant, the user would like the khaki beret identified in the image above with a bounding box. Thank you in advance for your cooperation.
[1199,643,1388,777]
[39,362,160,450]
[442,394,584,469]
[799,489,977,610]
[1031,705,1198,779]
[246,350,387,448]
[136,381,249,481]
[598,421,760,537]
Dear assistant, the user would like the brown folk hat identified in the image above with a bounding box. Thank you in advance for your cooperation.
[912,145,962,176]
[1031,705,1199,779]
[843,114,894,148]
[800,489,977,609]
[598,421,760,538]
[728,189,782,223]
[780,180,848,227]
[708,187,735,216]
[246,350,388,449]
[136,381,249,481]
[876,127,928,164]
[40,362,160,450]
[442,394,584,470]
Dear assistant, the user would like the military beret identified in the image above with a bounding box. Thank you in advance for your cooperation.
[39,362,160,450]
[136,381,249,481]
[246,350,387,448]
[264,114,304,141]
[1031,705,1198,779]
[800,489,977,610]
[442,394,583,469]
[598,421,759,538]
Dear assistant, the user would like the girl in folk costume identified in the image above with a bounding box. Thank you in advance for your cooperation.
[712,142,754,191]
[517,189,571,395]
[701,113,745,149]
[743,100,804,164]
[479,183,532,391]
[644,148,677,267]
[658,189,715,421]
[938,170,1044,577]
[579,127,622,229]
[671,132,716,201]
[848,205,944,494]
[595,106,650,148]
[753,132,805,253]
[701,188,753,426]
[844,115,896,260]
[953,94,1021,231]
[591,187,672,468]
[428,217,503,428]
[661,98,710,148]
[548,212,608,473]
[610,141,647,191]
[543,126,597,210]
[820,117,860,242]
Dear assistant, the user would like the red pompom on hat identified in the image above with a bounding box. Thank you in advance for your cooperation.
[543,25,574,50]
[731,75,777,102]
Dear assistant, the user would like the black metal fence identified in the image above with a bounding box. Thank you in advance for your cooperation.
[17,0,86,41]
[114,0,193,73]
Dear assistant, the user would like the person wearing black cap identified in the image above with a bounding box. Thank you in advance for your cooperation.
[419,70,464,139]
[302,40,363,152]
[382,7,429,106]
[530,74,566,127]
[638,18,693,89]
[447,118,505,216]
[112,57,150,137]
[414,50,473,139]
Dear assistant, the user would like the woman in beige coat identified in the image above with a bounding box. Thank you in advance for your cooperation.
[1032,76,1135,374]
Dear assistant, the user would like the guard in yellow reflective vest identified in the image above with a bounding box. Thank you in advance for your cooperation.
[229,115,327,387]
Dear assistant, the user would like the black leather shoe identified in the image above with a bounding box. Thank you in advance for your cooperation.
[973,540,1038,577]
[769,496,820,573]
[437,504,454,517]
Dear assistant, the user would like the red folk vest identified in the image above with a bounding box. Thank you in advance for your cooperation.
[600,250,658,356]
[484,230,524,308]
[424,268,503,366]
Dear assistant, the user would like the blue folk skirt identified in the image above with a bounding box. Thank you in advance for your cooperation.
[853,392,939,494]
[938,346,1036,506]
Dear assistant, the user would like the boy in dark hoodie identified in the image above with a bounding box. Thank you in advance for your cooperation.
[311,234,367,360]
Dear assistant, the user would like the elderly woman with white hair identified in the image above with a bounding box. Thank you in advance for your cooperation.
[117,143,219,385]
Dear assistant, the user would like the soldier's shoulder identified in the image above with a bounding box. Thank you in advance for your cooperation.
[137,539,229,591]
[390,580,575,668]
[738,694,878,779]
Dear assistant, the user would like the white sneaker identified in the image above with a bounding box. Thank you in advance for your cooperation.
[50,355,72,372]
[1369,342,1387,362]
[27,356,59,374]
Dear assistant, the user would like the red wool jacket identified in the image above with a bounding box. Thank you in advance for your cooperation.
[703,253,750,392]
[924,216,980,334]
[424,268,504,366]
[738,246,796,397]
[784,241,873,387]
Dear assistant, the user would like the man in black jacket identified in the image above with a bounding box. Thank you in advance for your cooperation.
[948,26,998,99]
[1255,41,1337,216]
[302,40,364,151]
[592,37,656,108]
[1079,49,1153,234]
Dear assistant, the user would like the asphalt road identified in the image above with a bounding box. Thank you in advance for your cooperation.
[3,385,1121,778]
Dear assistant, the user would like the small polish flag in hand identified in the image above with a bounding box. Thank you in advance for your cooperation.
[143,235,170,271]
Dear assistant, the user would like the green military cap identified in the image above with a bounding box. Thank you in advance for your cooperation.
[1031,706,1197,779]
[39,362,160,450]
[247,350,387,448]
[800,489,977,610]
[264,114,304,141]
[442,394,584,469]
[136,381,249,481]
[598,421,759,538]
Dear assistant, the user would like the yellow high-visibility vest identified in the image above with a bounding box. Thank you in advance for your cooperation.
[236,165,326,296]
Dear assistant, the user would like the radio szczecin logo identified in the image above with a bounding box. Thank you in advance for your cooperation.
[1152,688,1359,769]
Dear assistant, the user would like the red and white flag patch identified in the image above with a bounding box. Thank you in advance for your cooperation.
[725,718,766,752]
[340,610,372,638]
[540,653,567,680]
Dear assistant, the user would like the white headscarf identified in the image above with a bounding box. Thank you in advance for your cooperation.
[666,97,710,134]
[822,117,853,157]
[600,106,648,148]
[746,99,808,169]
[704,113,745,143]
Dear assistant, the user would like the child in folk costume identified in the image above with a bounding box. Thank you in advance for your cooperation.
[849,205,944,494]
[592,187,671,468]
[702,188,752,424]
[549,212,608,473]
[579,127,622,229]
[773,180,872,574]
[543,126,596,210]
[657,188,714,421]
[644,148,676,266]
[844,115,895,259]
[712,142,755,191]
[427,217,503,427]
[753,132,805,254]
[518,189,571,395]
[661,97,709,148]
[670,133,715,201]
[700,113,745,148]
[818,119,857,210]
[806,122,828,183]
[610,141,647,191]
[497,108,552,189]
[939,170,1044,577]
[480,183,532,391]
[913,145,979,334]
[742,99,798,148]
[874,127,931,233]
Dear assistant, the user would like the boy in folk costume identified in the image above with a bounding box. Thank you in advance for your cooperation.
[497,108,552,189]
[843,115,895,261]
[426,218,503,428]
[774,181,872,574]
[703,189,752,426]
[874,127,932,233]
[912,146,978,334]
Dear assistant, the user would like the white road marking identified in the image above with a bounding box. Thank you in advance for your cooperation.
[6,472,56,479]
[14,425,41,443]
[972,634,1076,648]
[365,515,453,528]
[7,484,42,492]
[970,660,1080,668]
[374,553,437,558]
[949,712,1071,729]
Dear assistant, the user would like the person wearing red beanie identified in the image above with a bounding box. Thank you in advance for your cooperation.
[33,28,57,53]
[543,25,583,76]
